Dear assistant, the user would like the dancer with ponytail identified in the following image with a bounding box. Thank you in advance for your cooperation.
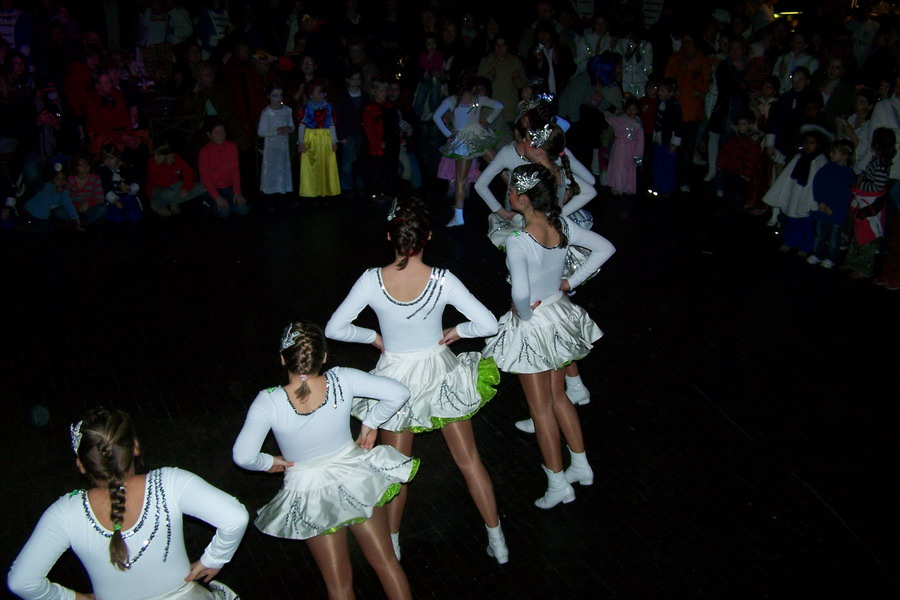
[325,198,507,564]
[483,164,615,509]
[233,321,415,600]
[9,408,248,600]
[476,114,598,432]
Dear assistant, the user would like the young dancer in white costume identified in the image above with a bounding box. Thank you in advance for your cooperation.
[476,110,598,432]
[433,76,504,226]
[483,164,615,509]
[9,407,248,600]
[233,322,416,600]
[325,198,507,564]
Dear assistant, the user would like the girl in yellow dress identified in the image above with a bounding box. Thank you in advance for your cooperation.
[298,79,341,198]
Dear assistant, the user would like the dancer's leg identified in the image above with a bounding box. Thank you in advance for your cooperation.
[440,420,500,527]
[519,371,563,471]
[549,368,585,453]
[379,430,414,534]
[350,507,412,600]
[305,529,355,600]
[454,158,471,209]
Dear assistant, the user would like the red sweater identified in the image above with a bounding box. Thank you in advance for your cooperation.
[147,154,198,199]
[198,141,241,199]
[716,134,762,180]
[83,89,132,137]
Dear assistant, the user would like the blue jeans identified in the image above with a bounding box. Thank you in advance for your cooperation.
[209,187,249,218]
[812,221,842,262]
[338,135,364,191]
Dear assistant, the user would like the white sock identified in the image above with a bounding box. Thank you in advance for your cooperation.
[455,208,463,219]
[565,374,585,390]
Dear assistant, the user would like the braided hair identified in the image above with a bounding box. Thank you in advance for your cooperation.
[281,321,327,402]
[513,164,567,247]
[387,197,432,270]
[76,407,140,570]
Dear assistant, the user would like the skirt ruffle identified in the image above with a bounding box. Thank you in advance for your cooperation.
[254,442,419,540]
[483,292,602,374]
[437,156,482,182]
[439,125,500,159]
[153,580,239,600]
[352,345,500,433]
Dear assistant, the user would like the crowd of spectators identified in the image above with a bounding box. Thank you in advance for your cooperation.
[0,1,899,287]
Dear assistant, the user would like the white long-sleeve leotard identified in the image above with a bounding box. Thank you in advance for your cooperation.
[325,268,499,354]
[474,142,596,214]
[232,367,410,471]
[8,468,248,600]
[432,95,504,138]
[509,217,616,320]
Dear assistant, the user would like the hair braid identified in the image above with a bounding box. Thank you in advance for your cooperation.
[280,321,327,400]
[558,153,581,198]
[76,408,137,570]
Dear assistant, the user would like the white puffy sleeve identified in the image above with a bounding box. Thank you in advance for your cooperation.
[479,96,504,124]
[506,234,534,321]
[432,96,455,138]
[166,468,248,570]
[7,499,76,600]
[232,391,276,472]
[325,271,378,345]
[444,272,499,338]
[563,219,616,290]
[341,368,411,430]
[561,171,597,216]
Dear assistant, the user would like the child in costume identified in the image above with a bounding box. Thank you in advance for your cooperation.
[233,322,415,599]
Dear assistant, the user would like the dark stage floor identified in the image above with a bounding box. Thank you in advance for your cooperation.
[2,181,899,599]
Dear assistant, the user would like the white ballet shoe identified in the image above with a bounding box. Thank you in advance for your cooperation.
[565,376,591,405]
[446,208,464,227]
[534,465,575,509]
[390,532,401,561]
[514,418,535,433]
[485,522,509,564]
[564,446,594,486]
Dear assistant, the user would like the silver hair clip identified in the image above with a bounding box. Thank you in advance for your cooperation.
[280,325,301,352]
[387,198,399,221]
[535,92,555,104]
[512,170,542,194]
[528,124,552,148]
[515,97,544,123]
[70,420,83,455]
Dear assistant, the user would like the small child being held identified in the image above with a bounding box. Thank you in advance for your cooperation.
[807,139,856,269]
[843,127,897,278]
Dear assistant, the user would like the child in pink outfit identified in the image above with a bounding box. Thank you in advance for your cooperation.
[604,98,645,195]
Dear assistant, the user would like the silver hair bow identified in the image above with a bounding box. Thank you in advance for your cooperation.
[514,97,545,123]
[528,124,552,148]
[512,170,542,194]
[280,325,301,351]
[70,420,83,455]
[387,198,399,221]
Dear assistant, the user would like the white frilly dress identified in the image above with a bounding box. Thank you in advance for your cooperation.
[233,368,419,540]
[433,95,504,159]
[257,104,295,195]
[325,267,501,433]
[483,218,616,374]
